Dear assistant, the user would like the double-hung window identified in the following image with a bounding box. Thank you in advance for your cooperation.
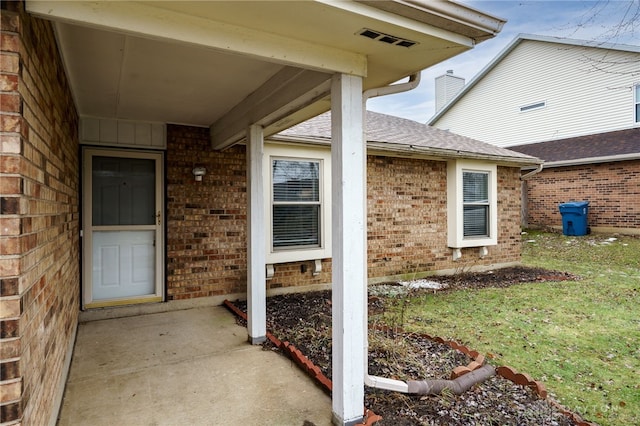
[272,159,320,249]
[264,143,331,264]
[463,171,490,238]
[447,160,497,248]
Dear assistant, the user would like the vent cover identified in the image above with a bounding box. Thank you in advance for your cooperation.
[357,28,418,48]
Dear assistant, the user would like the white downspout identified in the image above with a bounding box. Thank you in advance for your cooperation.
[362,73,421,393]
[520,163,544,180]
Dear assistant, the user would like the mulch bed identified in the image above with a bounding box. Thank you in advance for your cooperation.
[230,266,588,425]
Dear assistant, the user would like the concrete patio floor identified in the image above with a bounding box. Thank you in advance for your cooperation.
[57,305,332,425]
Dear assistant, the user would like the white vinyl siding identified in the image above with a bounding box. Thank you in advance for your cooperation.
[263,143,331,264]
[432,40,640,147]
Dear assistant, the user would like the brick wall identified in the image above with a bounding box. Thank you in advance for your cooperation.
[166,126,332,299]
[166,125,523,300]
[367,156,522,277]
[525,160,640,231]
[0,3,80,425]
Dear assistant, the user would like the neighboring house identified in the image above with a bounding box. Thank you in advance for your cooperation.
[428,34,640,234]
[0,2,511,425]
[510,129,640,234]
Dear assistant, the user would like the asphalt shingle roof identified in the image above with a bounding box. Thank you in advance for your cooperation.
[277,111,540,165]
[509,128,640,163]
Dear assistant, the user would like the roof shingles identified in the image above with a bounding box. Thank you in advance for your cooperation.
[277,111,539,164]
[509,128,640,163]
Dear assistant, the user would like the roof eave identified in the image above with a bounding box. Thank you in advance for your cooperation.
[357,0,506,42]
[367,141,543,166]
[534,153,640,169]
[269,135,542,166]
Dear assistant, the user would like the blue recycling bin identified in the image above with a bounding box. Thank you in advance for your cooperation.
[558,201,589,236]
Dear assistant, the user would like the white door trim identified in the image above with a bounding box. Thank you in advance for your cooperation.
[82,147,165,309]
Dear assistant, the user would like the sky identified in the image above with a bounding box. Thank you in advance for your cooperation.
[367,1,640,123]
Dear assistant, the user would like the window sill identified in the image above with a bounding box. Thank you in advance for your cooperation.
[448,237,497,249]
[266,247,331,265]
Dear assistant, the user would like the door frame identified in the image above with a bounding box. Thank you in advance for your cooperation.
[81,147,165,309]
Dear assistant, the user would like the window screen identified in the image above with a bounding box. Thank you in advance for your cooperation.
[462,171,490,238]
[272,159,321,249]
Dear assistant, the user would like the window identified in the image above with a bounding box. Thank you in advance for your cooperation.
[463,171,490,238]
[272,159,320,249]
[635,84,640,123]
[264,144,331,264]
[519,101,546,112]
[447,160,497,248]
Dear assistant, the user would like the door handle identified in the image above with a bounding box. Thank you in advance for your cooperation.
[156,211,161,226]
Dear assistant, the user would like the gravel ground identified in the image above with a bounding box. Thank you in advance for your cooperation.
[232,266,583,425]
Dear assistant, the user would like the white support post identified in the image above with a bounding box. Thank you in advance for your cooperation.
[246,125,267,344]
[330,73,365,426]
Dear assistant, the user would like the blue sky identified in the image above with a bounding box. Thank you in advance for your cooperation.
[367,1,640,123]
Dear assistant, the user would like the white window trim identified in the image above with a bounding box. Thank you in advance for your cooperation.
[263,143,332,264]
[634,83,640,123]
[447,160,497,248]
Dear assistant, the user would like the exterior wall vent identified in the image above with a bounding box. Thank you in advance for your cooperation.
[520,101,546,112]
[357,28,418,48]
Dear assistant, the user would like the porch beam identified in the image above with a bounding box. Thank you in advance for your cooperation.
[330,73,365,426]
[210,67,332,150]
[246,125,267,344]
[26,1,366,76]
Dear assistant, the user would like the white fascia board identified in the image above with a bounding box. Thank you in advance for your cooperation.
[268,136,543,167]
[318,0,474,47]
[26,1,367,76]
[536,153,640,169]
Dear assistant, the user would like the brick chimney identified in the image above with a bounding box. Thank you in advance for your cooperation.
[435,70,465,112]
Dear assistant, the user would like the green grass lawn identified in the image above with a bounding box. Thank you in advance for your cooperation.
[395,231,640,426]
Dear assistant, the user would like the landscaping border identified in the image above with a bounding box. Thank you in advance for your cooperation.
[223,299,597,426]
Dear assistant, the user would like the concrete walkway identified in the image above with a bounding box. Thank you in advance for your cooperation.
[57,306,332,425]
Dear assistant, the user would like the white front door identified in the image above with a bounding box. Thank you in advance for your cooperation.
[82,148,164,308]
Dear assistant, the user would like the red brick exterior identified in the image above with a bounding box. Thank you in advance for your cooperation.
[165,125,332,299]
[0,3,80,425]
[166,125,524,300]
[367,156,523,278]
[524,160,640,232]
[0,9,525,421]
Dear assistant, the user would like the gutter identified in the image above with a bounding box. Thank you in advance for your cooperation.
[367,142,542,167]
[536,152,640,168]
[267,136,541,167]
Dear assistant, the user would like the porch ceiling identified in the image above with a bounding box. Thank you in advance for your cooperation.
[27,0,505,148]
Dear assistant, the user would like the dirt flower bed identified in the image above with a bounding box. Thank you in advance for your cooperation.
[233,266,583,425]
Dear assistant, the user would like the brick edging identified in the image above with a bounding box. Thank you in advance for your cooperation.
[223,300,381,425]
[223,300,596,426]
[406,329,598,426]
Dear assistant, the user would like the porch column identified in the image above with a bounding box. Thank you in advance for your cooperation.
[330,73,365,425]
[246,124,267,344]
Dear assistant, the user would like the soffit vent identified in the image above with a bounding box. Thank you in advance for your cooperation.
[357,28,418,48]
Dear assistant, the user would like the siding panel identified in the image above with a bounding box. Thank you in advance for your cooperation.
[433,40,639,147]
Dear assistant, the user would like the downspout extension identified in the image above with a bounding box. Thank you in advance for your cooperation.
[362,72,420,393]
